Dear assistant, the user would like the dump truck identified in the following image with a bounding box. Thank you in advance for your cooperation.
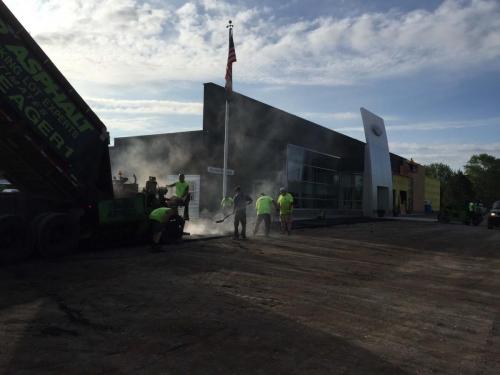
[0,2,171,262]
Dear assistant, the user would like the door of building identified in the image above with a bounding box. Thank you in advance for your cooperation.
[377,186,389,215]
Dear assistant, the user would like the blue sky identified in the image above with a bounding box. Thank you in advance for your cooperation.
[4,0,500,169]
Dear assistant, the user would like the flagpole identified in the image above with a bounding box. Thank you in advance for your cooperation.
[222,98,229,200]
[222,20,234,200]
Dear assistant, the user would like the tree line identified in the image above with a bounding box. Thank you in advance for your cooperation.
[425,153,500,210]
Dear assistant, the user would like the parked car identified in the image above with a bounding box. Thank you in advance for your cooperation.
[487,201,500,229]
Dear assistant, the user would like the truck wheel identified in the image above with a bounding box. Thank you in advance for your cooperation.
[29,213,49,251]
[36,213,79,258]
[0,215,32,263]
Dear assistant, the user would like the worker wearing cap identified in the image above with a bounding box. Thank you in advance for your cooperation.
[253,193,274,237]
[168,174,190,221]
[233,186,252,240]
[277,187,294,235]
[221,195,234,216]
[149,206,175,252]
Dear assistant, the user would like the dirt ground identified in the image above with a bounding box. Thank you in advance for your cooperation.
[1,220,500,374]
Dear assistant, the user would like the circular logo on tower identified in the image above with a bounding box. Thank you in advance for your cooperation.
[371,124,383,137]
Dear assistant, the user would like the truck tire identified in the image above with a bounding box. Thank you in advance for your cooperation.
[36,213,79,258]
[0,215,32,263]
[29,213,49,251]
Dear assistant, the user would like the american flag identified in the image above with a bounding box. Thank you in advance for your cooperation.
[225,28,237,96]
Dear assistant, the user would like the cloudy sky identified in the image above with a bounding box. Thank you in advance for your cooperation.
[4,0,500,169]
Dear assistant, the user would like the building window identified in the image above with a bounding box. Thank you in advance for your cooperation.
[340,174,363,210]
[286,144,341,209]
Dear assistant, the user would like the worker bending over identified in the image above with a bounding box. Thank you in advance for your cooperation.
[253,193,274,237]
[233,186,252,240]
[168,174,190,221]
[148,205,184,252]
[277,187,294,235]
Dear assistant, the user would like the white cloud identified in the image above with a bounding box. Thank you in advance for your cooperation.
[333,116,500,133]
[301,111,359,121]
[102,114,201,136]
[388,142,500,169]
[85,97,203,115]
[4,0,500,88]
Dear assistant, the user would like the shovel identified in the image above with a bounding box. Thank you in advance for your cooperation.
[215,213,234,223]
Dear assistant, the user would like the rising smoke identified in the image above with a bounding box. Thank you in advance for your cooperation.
[108,85,299,235]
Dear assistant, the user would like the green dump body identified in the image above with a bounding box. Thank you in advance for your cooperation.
[0,2,151,247]
[0,2,113,206]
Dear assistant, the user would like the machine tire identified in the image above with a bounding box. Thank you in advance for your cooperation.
[36,213,79,258]
[0,214,32,263]
[161,215,185,244]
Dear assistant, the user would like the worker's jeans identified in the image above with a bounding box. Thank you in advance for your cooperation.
[180,193,191,220]
[254,214,271,236]
[234,210,246,238]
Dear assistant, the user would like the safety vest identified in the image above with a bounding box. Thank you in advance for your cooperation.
[149,207,172,223]
[221,197,234,208]
[277,193,294,215]
[256,195,273,215]
[175,181,189,197]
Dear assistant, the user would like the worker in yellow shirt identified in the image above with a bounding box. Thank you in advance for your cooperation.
[221,196,234,216]
[149,206,175,252]
[253,193,274,236]
[148,202,185,252]
[277,187,294,235]
[168,174,190,221]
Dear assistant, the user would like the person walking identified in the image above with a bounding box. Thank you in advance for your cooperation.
[277,187,294,235]
[253,193,274,236]
[233,186,252,240]
[168,174,190,221]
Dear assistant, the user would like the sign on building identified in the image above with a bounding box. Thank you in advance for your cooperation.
[207,166,235,175]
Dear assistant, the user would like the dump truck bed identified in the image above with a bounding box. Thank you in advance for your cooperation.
[0,1,113,205]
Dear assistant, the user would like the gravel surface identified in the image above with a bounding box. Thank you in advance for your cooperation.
[1,221,499,374]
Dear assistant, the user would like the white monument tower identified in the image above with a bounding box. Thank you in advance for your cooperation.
[361,108,393,217]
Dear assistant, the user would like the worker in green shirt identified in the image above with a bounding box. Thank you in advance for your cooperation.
[277,187,294,235]
[253,193,274,236]
[168,174,190,221]
[149,204,185,252]
[149,206,174,252]
[221,196,234,216]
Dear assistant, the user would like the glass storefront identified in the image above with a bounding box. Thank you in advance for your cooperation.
[286,144,362,210]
